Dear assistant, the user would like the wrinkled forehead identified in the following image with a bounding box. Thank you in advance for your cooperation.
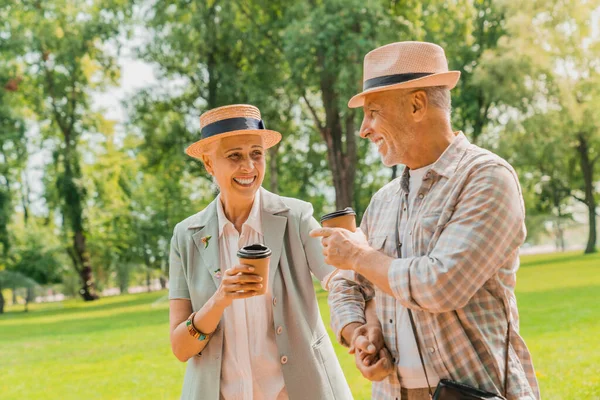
[362,89,411,110]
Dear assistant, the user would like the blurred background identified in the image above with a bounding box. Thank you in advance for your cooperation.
[0,0,599,399]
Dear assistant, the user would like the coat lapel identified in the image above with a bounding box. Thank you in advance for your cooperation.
[189,200,221,289]
[187,189,290,290]
[260,188,290,285]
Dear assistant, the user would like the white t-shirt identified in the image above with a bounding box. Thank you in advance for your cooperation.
[395,164,441,389]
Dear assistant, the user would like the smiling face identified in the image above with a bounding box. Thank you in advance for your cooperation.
[359,90,419,167]
[201,134,266,203]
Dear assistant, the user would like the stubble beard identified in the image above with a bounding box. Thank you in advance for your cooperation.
[381,126,417,167]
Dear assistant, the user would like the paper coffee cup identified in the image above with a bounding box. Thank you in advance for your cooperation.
[237,243,272,295]
[320,207,357,232]
[320,208,358,290]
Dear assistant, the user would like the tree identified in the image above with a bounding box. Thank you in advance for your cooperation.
[6,231,64,312]
[489,0,600,253]
[0,24,29,311]
[499,111,576,249]
[283,0,398,209]
[5,0,133,299]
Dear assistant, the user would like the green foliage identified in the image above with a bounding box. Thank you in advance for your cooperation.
[2,0,134,298]
[7,234,63,286]
[1,0,600,300]
[0,40,28,257]
[487,0,600,252]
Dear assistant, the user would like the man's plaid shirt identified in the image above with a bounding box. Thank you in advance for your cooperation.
[328,133,540,399]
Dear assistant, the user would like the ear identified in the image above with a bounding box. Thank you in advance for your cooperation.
[410,90,428,122]
[201,154,214,176]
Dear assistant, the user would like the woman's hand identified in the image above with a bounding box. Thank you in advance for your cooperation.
[349,323,394,382]
[214,264,264,307]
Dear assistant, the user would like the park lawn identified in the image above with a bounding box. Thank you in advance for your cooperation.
[0,251,599,399]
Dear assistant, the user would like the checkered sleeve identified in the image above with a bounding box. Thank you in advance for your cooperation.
[327,273,368,347]
[327,204,375,346]
[388,164,526,313]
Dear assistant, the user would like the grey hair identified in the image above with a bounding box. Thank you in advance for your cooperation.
[421,86,452,118]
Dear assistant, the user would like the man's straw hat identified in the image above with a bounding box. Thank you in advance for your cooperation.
[348,41,460,108]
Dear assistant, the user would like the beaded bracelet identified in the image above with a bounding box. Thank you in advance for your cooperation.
[186,312,212,341]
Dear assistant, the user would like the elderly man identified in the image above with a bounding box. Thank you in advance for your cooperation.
[313,42,540,400]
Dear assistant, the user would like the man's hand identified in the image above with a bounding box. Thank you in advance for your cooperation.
[309,227,371,270]
[354,347,394,381]
[349,324,394,382]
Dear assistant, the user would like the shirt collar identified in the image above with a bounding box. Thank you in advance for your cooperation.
[429,131,470,179]
[399,131,469,193]
[216,190,263,237]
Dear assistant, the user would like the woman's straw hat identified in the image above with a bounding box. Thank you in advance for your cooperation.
[186,104,282,158]
[348,41,461,108]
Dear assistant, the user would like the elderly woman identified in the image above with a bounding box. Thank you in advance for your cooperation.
[168,104,370,400]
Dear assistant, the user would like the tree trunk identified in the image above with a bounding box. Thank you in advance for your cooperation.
[146,267,152,292]
[205,3,219,109]
[269,143,280,194]
[553,184,566,252]
[576,133,597,254]
[25,286,34,312]
[557,221,565,252]
[317,54,356,210]
[585,203,597,254]
[0,184,11,256]
[60,143,99,301]
[42,39,99,301]
[21,171,30,225]
[0,283,4,314]
[117,263,129,295]
[74,230,99,300]
[554,217,566,252]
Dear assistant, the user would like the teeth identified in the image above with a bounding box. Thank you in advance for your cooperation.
[374,138,384,148]
[234,177,255,185]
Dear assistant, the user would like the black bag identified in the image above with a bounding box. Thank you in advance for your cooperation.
[433,378,506,399]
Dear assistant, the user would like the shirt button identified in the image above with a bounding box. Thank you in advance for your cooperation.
[280,355,288,364]
[409,231,412,235]
[276,326,283,335]
[403,207,407,212]
[398,242,402,247]
[418,193,424,199]
[389,319,393,324]
[429,347,436,353]
[272,297,277,306]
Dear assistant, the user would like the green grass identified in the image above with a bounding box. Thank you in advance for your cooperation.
[1,251,599,399]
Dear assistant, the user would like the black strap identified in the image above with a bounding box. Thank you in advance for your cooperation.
[363,72,434,90]
[396,195,511,398]
[200,117,265,139]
